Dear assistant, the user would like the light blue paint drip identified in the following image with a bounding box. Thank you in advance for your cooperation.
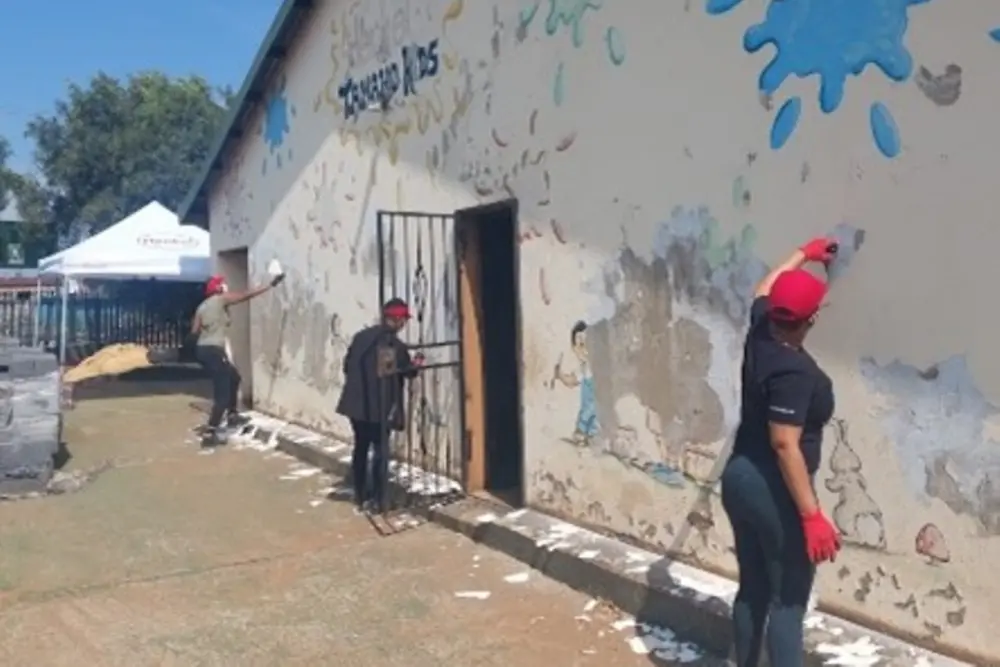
[605,26,626,65]
[990,28,1000,42]
[263,93,291,151]
[705,0,745,15]
[545,0,603,48]
[770,97,801,149]
[553,63,566,105]
[519,2,541,32]
[869,102,900,158]
[743,0,930,114]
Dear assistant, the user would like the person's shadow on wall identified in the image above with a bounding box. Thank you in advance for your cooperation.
[633,442,736,666]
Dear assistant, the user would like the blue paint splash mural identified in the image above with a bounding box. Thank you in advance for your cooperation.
[261,75,296,175]
[707,0,932,158]
[770,97,801,150]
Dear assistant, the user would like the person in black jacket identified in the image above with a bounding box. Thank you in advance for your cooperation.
[336,298,424,512]
[721,237,842,666]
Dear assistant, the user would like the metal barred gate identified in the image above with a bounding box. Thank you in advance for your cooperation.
[375,210,466,521]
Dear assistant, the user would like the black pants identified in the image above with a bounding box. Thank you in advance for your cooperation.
[350,419,389,508]
[196,345,240,428]
[720,455,815,667]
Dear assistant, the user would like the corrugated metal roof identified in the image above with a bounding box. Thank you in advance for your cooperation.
[177,0,315,227]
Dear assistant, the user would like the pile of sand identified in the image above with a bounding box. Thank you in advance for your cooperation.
[62,343,153,384]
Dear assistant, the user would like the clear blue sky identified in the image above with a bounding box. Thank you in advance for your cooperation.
[0,0,279,172]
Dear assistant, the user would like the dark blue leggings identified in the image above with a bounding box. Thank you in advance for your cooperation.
[720,455,815,667]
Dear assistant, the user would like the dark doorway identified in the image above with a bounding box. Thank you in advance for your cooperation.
[456,199,523,505]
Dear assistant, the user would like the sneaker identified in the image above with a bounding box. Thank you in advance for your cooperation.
[226,412,251,427]
[200,429,229,448]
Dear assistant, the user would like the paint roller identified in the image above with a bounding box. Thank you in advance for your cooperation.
[266,257,286,285]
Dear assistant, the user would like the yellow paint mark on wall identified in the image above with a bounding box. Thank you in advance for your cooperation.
[442,0,465,29]
[316,19,345,116]
[440,0,465,71]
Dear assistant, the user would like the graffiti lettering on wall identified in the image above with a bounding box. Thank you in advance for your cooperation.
[338,39,441,120]
[261,75,296,174]
[706,0,934,158]
[317,0,472,171]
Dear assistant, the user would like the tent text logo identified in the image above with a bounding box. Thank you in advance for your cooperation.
[137,233,200,250]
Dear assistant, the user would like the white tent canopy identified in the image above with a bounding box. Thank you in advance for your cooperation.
[38,201,212,281]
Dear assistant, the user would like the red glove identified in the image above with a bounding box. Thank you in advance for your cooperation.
[801,510,841,563]
[799,237,838,263]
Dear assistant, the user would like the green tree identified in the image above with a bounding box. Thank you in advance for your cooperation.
[0,136,14,214]
[25,71,228,238]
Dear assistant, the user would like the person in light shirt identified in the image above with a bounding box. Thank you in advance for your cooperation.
[191,271,283,447]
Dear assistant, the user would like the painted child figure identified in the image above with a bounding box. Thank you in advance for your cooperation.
[555,321,599,445]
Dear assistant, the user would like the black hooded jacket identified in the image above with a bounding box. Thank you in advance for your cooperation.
[335,324,418,430]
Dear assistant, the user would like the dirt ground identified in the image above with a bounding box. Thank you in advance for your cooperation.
[0,378,719,666]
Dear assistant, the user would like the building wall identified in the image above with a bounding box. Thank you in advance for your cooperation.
[206,0,1000,658]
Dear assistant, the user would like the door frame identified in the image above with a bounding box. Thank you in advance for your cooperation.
[454,198,523,498]
[216,247,252,408]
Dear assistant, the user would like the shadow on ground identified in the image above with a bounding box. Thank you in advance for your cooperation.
[70,364,211,403]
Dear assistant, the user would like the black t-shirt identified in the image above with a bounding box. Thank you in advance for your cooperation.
[731,297,834,474]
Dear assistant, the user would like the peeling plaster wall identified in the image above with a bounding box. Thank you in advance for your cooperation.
[205,0,1000,657]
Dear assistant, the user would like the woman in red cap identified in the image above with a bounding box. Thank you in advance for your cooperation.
[191,272,284,447]
[720,237,842,666]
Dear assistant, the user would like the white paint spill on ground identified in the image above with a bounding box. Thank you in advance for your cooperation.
[625,551,653,563]
[504,572,530,584]
[583,599,598,613]
[815,636,881,667]
[454,591,491,600]
[279,467,322,481]
[611,615,705,663]
[390,461,462,496]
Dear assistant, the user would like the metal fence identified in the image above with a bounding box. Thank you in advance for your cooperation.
[0,291,196,354]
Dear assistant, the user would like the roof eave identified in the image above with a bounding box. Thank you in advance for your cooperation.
[177,0,315,228]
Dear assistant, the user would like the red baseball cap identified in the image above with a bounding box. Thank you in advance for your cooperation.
[382,298,411,319]
[205,275,226,296]
[768,269,826,322]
